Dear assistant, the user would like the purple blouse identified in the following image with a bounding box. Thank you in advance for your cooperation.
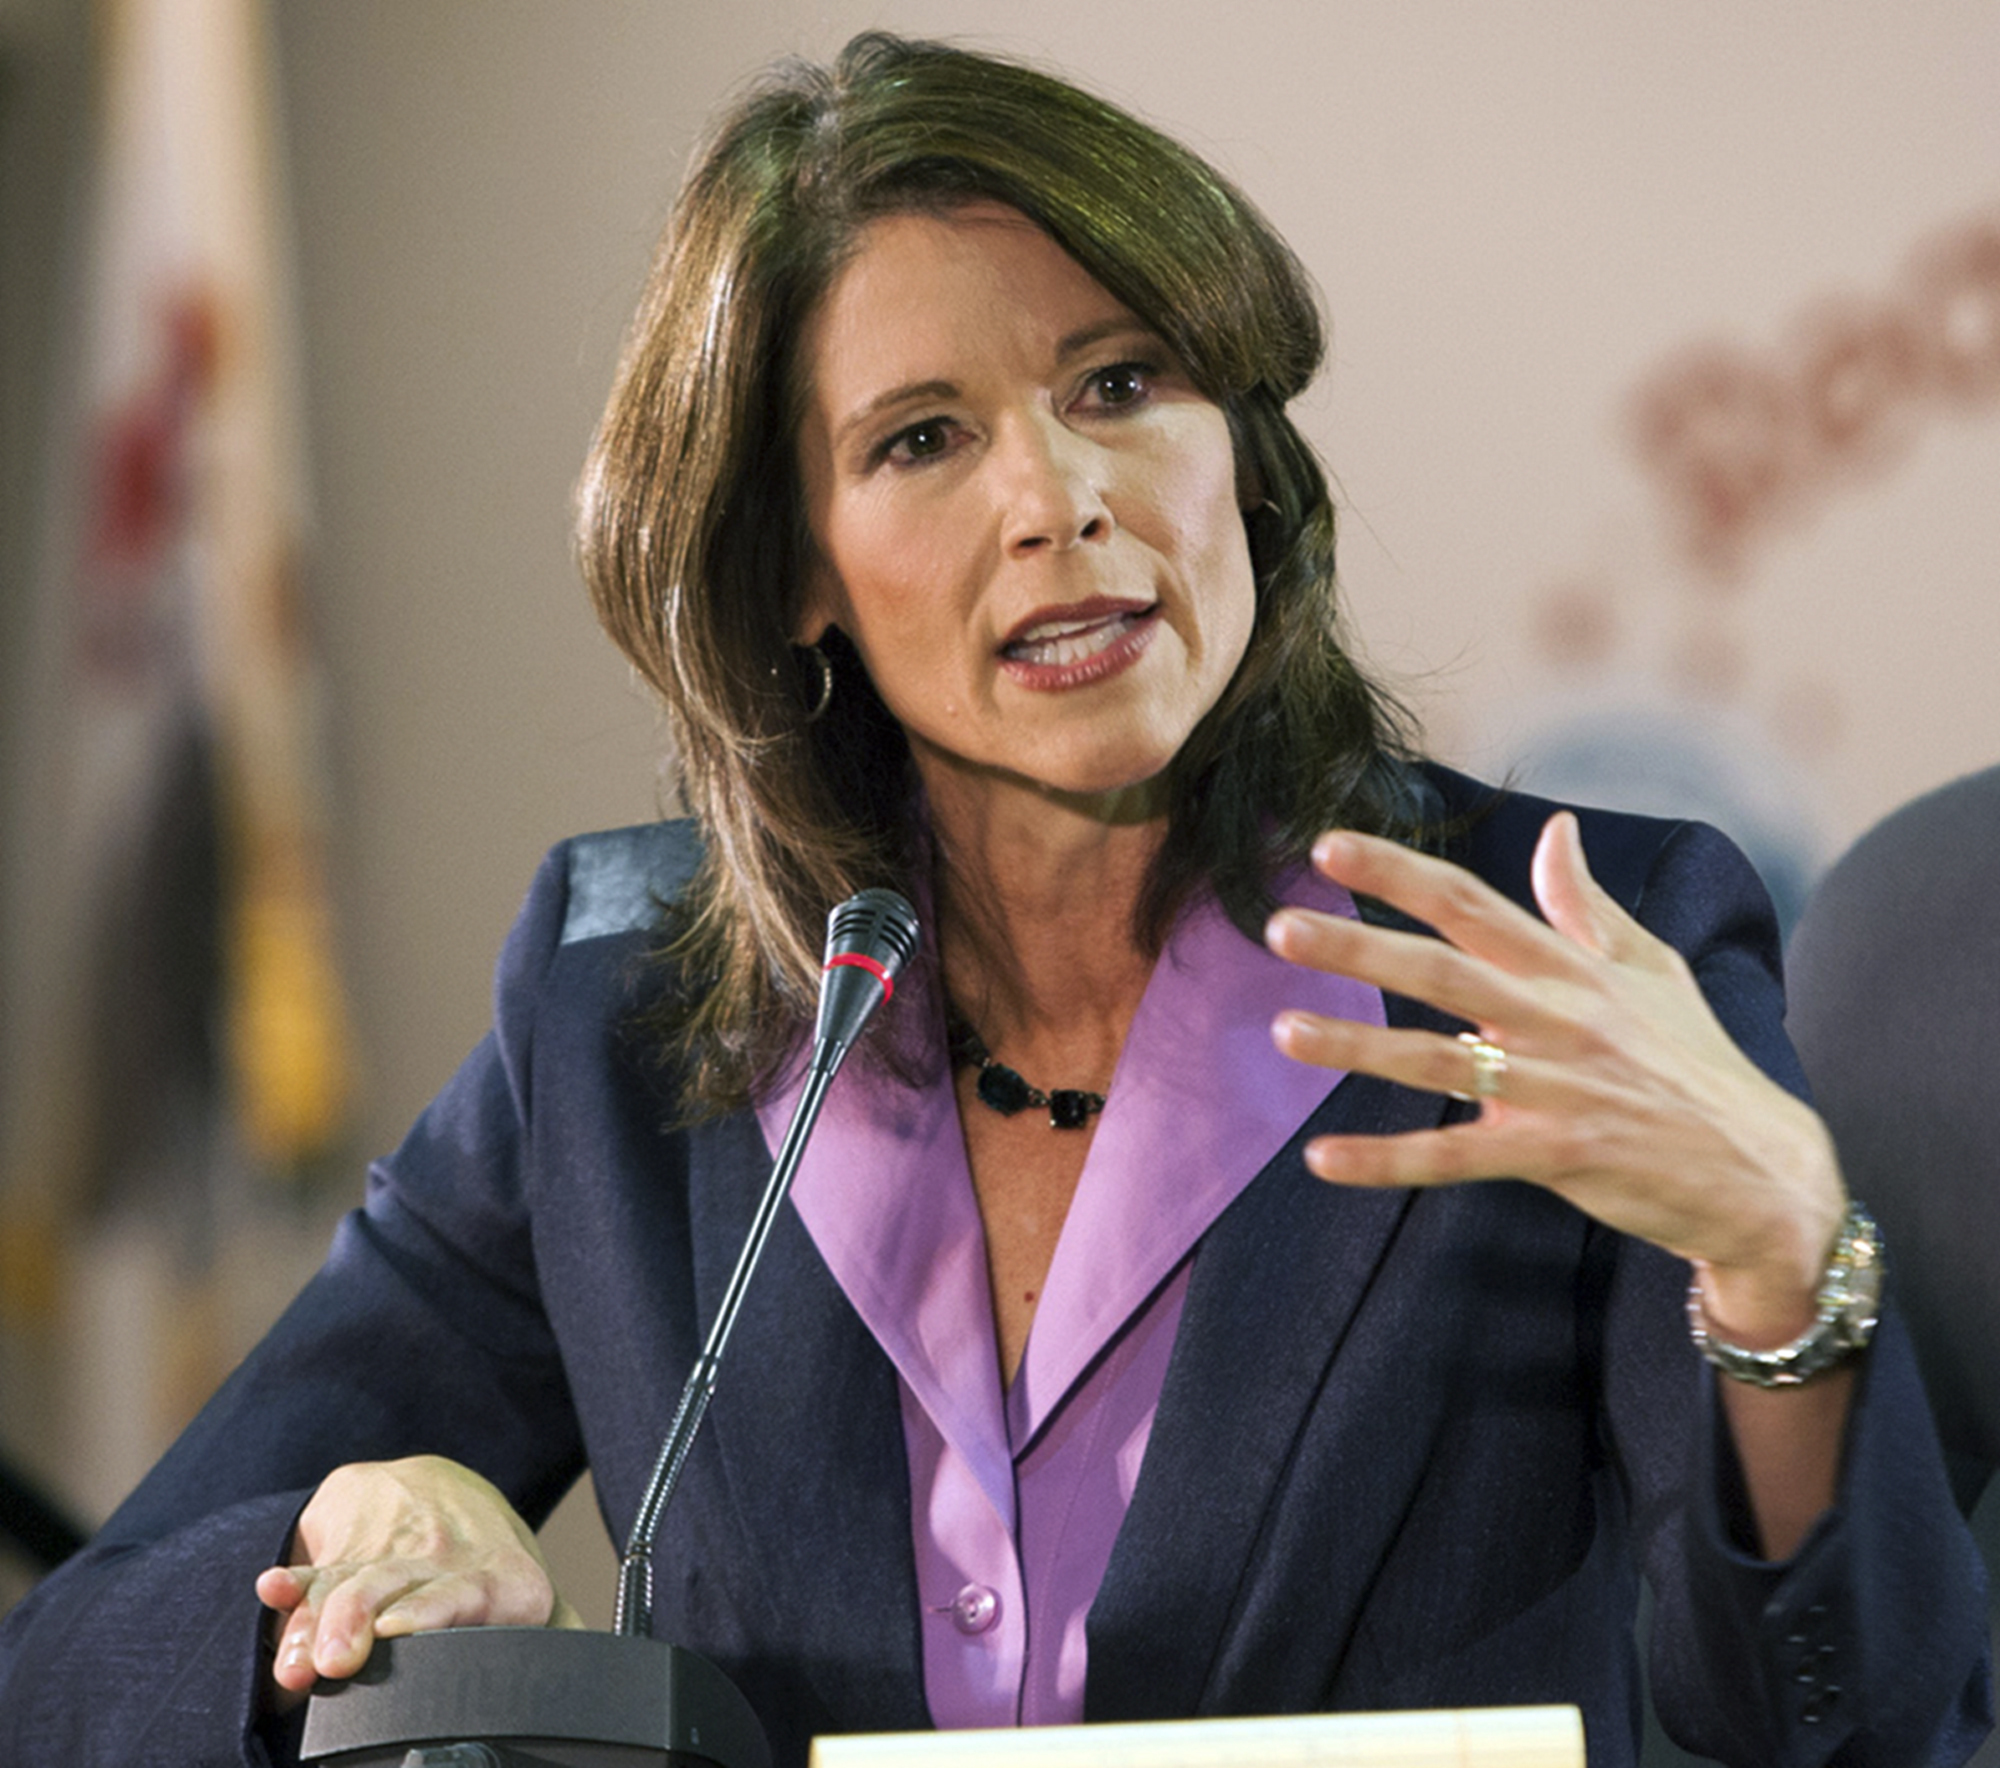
[757,868,1383,1729]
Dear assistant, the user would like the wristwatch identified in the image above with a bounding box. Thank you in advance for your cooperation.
[1685,1198,1883,1388]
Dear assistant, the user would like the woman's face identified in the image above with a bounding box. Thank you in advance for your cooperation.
[794,202,1256,820]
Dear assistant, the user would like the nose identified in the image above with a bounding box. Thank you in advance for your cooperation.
[997,411,1113,556]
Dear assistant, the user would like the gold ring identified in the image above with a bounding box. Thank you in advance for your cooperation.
[1451,1031,1508,1101]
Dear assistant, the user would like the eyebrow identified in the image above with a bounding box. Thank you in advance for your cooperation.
[831,379,960,450]
[1054,317,1154,362]
[828,317,1161,449]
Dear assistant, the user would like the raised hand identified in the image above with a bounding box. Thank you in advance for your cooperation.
[1264,813,1846,1350]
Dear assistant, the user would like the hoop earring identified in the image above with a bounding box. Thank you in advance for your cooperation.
[798,643,834,725]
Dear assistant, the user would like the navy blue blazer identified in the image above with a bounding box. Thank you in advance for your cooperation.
[1,768,1989,1768]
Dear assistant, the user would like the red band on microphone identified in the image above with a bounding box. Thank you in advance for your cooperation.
[824,952,895,1003]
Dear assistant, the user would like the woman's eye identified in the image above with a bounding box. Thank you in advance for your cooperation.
[1084,362,1152,409]
[883,419,954,465]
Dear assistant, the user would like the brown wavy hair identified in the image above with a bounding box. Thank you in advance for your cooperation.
[575,31,1423,1115]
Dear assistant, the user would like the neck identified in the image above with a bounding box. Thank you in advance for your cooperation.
[922,765,1164,1065]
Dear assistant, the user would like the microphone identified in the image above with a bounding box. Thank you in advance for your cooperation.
[300,888,920,1768]
[612,887,918,1635]
[814,887,922,1066]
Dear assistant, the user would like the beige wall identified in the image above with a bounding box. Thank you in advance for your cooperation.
[5,0,1997,1669]
[270,1,2000,1183]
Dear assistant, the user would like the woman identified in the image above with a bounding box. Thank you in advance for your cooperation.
[0,32,1987,1768]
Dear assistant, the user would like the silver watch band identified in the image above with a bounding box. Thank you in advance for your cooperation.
[1685,1199,1883,1389]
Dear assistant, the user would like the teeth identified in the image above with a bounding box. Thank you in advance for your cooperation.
[1018,615,1099,643]
[1019,632,1108,666]
[1007,609,1139,667]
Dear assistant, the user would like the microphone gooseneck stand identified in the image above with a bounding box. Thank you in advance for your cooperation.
[300,890,921,1768]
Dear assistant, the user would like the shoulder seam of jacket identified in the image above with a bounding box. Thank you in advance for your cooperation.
[560,821,701,945]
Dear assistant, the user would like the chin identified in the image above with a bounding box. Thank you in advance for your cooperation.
[1028,753,1179,818]
[913,718,1192,821]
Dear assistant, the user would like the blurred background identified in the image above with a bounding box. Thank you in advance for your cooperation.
[2,1,1995,1759]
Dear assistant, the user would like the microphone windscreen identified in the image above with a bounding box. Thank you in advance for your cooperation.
[814,888,920,1059]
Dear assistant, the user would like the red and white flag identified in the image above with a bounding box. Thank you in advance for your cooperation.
[0,0,351,1492]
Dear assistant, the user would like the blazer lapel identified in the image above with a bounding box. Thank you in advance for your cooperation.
[1084,1048,1459,1720]
[690,1116,932,1738]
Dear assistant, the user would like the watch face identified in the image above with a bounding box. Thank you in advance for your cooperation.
[1833,1206,1883,1300]
[1822,1204,1883,1350]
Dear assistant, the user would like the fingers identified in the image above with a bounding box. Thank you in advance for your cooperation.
[1300,1123,1545,1189]
[1269,822,1642,1040]
[1273,1009,1533,1108]
[263,1551,560,1689]
[255,1564,305,1611]
[1265,902,1550,1038]
[1268,815,1696,1081]
[256,1456,567,1698]
[1529,811,1673,972]
[1528,812,1610,953]
[1306,829,1585,977]
[1306,818,1679,983]
[264,1560,408,1689]
[256,1565,321,1699]
[1267,817,1848,1293]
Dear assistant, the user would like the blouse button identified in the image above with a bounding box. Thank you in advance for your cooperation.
[948,1583,1001,1635]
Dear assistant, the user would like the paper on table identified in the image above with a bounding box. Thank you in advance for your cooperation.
[810,1705,1585,1767]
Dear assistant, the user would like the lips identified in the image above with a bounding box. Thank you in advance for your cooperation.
[998,599,1159,688]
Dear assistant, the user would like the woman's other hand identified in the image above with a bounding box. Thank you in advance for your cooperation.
[255,1455,583,1707]
[1265,812,1846,1351]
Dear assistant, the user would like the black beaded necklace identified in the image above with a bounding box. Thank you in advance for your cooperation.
[950,1020,1106,1131]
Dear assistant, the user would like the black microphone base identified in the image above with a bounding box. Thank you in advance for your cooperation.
[299,1628,772,1768]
